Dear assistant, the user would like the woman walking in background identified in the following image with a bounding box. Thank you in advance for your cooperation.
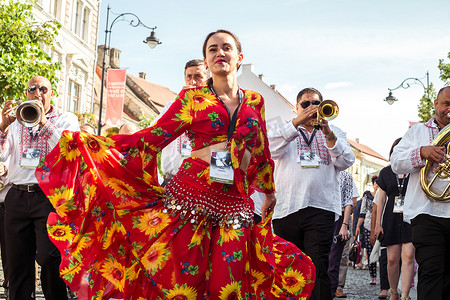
[375,138,415,300]
[355,176,379,285]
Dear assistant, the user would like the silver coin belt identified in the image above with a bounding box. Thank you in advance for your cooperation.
[163,175,254,229]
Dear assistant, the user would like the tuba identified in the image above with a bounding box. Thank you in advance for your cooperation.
[8,101,42,127]
[420,123,450,202]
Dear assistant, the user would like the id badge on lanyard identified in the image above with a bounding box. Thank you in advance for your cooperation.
[20,127,41,169]
[180,137,192,158]
[209,150,234,184]
[297,151,321,168]
[207,85,242,184]
[393,174,408,213]
[297,128,320,168]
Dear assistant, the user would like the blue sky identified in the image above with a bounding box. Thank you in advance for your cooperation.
[98,0,450,158]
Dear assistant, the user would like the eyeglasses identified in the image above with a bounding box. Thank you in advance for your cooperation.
[27,86,48,94]
[299,100,321,109]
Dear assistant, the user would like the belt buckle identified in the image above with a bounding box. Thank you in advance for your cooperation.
[27,185,33,193]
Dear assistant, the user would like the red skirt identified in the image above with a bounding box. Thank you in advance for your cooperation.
[37,131,315,299]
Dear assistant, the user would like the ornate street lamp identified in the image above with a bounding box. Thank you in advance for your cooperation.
[383,71,429,105]
[97,5,161,135]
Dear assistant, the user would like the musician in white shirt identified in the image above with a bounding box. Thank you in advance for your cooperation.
[0,76,79,300]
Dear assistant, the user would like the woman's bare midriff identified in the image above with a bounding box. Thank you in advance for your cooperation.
[190,141,251,171]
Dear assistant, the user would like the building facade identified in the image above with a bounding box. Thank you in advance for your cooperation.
[95,46,175,130]
[32,0,100,115]
[347,139,389,195]
[237,64,389,196]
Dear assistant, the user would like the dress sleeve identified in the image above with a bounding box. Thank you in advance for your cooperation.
[244,93,275,194]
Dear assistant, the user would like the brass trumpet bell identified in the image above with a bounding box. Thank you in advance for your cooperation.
[9,101,41,127]
[318,100,339,121]
[420,123,450,202]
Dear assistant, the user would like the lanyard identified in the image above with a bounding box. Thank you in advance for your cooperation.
[209,85,242,141]
[27,126,41,147]
[395,174,409,197]
[299,128,317,147]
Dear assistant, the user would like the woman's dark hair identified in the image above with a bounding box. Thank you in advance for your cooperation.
[202,29,242,86]
[371,175,378,185]
[389,138,402,160]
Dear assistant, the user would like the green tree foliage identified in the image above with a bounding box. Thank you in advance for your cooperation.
[438,52,450,85]
[138,114,156,129]
[0,0,61,103]
[417,83,437,123]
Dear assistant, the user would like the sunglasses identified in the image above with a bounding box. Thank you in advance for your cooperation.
[27,86,48,94]
[299,100,321,109]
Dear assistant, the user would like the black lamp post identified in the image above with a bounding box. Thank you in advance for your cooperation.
[97,5,161,135]
[383,71,429,105]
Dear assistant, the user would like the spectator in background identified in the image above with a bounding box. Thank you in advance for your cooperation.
[328,170,354,299]
[80,123,95,135]
[335,178,359,298]
[376,138,414,300]
[118,122,138,135]
[158,59,209,186]
[355,175,379,285]
[0,161,10,294]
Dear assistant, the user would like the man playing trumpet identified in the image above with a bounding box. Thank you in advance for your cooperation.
[391,86,450,300]
[0,76,79,300]
[268,87,355,300]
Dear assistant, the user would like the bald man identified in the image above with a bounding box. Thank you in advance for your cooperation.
[0,76,79,300]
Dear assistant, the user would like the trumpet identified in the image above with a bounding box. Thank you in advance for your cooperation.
[314,100,339,127]
[7,100,42,127]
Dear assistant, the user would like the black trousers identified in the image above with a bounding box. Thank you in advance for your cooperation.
[273,207,335,300]
[411,214,450,300]
[0,202,8,287]
[5,187,68,300]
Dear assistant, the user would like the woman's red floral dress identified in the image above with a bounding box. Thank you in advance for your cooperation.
[36,86,316,299]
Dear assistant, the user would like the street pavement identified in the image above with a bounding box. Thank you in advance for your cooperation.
[339,264,418,300]
[0,263,418,300]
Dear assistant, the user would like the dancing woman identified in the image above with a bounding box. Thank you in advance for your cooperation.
[36,29,316,299]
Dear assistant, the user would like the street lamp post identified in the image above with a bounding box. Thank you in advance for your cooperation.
[384,71,430,105]
[97,5,161,135]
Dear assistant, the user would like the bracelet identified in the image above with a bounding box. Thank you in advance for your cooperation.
[326,133,336,141]
[342,223,349,227]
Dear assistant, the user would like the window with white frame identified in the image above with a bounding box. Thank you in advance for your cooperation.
[73,1,91,42]
[52,0,62,20]
[73,0,82,36]
[81,6,90,42]
[67,80,81,112]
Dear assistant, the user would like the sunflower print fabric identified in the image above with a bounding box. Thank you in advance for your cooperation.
[36,86,316,299]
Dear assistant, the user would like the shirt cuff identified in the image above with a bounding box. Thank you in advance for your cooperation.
[326,136,344,157]
[412,147,425,168]
[280,121,300,142]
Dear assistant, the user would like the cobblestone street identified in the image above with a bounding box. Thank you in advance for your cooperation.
[337,264,417,300]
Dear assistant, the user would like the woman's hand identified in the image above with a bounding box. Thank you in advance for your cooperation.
[261,193,276,223]
[355,227,360,237]
[374,223,384,241]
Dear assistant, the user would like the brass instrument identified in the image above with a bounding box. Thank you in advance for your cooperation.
[314,100,339,127]
[420,123,450,202]
[8,100,42,127]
